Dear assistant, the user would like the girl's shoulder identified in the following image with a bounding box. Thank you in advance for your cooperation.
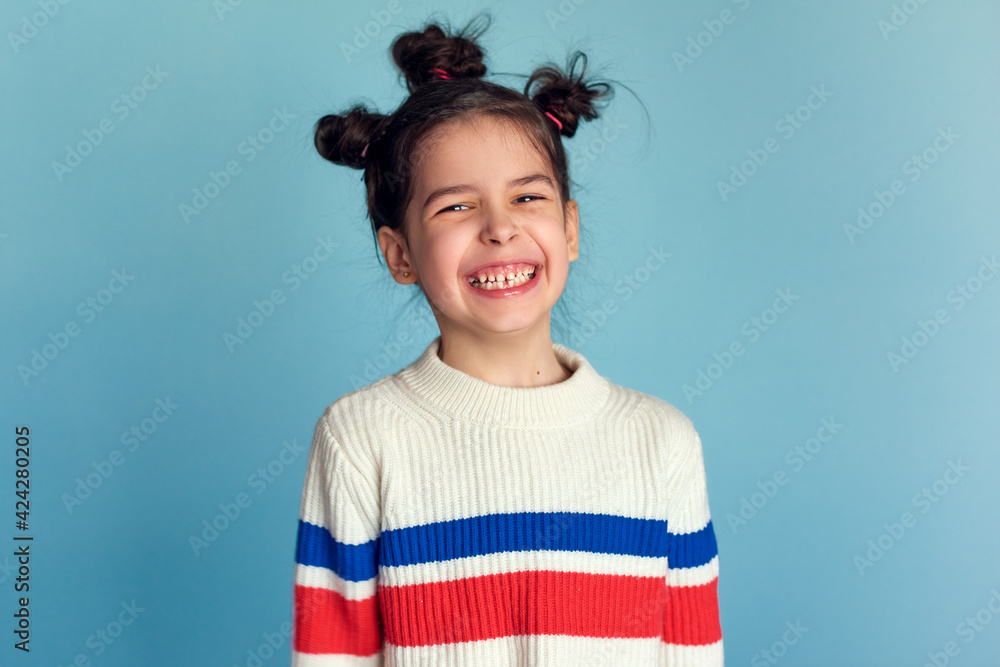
[608,382,699,439]
[611,387,710,496]
[310,374,402,471]
[600,384,707,475]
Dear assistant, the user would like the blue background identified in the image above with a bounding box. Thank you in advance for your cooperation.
[2,0,999,665]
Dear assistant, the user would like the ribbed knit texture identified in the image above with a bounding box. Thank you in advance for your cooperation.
[291,336,723,666]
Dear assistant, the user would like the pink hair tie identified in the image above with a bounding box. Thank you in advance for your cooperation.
[361,143,369,158]
[544,110,563,131]
[432,67,451,80]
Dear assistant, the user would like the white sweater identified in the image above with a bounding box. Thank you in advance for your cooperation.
[291,335,723,666]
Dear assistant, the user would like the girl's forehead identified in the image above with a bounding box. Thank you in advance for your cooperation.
[418,121,548,175]
[425,116,539,152]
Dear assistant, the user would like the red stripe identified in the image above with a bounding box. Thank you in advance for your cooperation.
[293,584,382,656]
[662,577,722,646]
[379,570,717,647]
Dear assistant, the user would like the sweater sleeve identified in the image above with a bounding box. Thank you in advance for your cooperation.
[661,425,724,666]
[291,412,383,666]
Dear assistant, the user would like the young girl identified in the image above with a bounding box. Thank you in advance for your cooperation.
[292,13,722,666]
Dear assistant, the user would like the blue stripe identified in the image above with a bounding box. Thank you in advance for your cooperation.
[294,520,379,582]
[666,520,718,569]
[295,514,717,578]
[379,512,717,569]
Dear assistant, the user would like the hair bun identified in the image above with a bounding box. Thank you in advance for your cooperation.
[314,104,389,170]
[526,51,613,138]
[390,15,490,93]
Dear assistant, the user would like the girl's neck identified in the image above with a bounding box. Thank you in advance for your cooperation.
[436,329,572,389]
[396,333,610,428]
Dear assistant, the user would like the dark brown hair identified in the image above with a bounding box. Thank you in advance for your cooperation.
[313,11,647,347]
[313,12,617,250]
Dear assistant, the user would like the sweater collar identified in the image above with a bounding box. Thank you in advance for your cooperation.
[395,335,611,427]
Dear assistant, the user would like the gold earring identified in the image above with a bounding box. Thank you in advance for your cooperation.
[403,272,409,277]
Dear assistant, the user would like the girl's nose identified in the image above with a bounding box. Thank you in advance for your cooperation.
[480,206,518,243]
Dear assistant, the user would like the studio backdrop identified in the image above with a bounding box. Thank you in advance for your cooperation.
[2,0,998,665]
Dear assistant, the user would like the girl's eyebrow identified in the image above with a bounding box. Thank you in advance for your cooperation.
[422,173,554,212]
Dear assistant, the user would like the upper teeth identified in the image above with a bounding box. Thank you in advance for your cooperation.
[468,266,536,288]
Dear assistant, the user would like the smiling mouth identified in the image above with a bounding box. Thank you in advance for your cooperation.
[467,265,537,290]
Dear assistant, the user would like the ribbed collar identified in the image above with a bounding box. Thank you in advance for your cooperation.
[394,335,612,427]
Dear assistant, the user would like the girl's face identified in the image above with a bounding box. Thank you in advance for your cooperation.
[381,116,579,343]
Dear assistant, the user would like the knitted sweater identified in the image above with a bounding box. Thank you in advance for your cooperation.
[291,335,723,666]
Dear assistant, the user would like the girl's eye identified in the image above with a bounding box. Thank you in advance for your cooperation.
[439,195,545,214]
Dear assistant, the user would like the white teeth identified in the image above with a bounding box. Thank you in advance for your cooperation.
[468,266,536,290]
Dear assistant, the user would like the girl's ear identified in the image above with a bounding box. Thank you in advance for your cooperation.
[378,225,417,284]
[564,199,580,262]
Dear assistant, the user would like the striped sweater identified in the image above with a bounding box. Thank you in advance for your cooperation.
[291,335,723,665]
